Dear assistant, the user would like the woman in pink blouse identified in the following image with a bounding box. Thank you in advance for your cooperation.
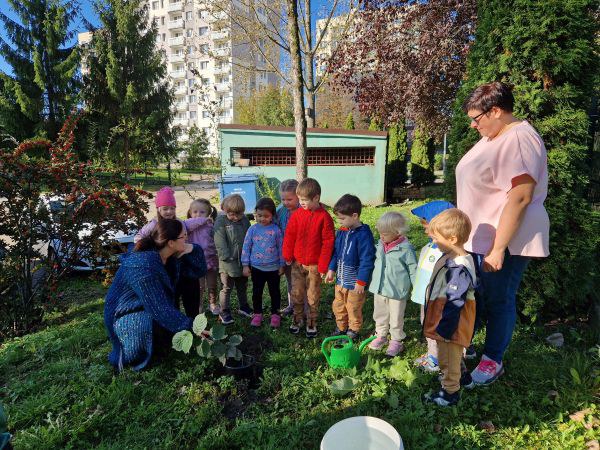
[456,82,549,386]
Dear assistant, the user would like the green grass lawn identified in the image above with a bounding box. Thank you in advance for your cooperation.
[129,167,221,190]
[1,203,598,449]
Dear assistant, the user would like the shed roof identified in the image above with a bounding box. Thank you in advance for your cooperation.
[218,124,388,138]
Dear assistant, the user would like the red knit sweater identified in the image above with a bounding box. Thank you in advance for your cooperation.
[282,205,335,274]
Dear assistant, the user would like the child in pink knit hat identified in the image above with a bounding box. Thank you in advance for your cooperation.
[134,186,216,318]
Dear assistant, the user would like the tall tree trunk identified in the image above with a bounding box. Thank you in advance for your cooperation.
[287,0,308,181]
[304,0,316,128]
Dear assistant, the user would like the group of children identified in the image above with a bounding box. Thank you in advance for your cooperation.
[135,179,478,406]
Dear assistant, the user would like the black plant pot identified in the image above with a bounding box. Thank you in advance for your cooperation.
[224,354,256,382]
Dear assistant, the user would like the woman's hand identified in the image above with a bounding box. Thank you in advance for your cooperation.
[242,266,251,277]
[483,248,505,272]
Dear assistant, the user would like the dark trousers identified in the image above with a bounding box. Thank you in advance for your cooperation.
[250,267,282,314]
[175,276,201,318]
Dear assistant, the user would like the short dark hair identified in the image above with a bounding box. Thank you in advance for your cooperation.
[333,194,362,216]
[255,197,277,216]
[463,82,514,113]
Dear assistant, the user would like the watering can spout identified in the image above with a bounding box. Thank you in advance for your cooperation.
[358,335,377,354]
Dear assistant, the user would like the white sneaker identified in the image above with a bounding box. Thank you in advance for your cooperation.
[471,355,504,385]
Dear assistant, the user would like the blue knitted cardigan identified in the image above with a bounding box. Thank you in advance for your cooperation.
[104,245,206,371]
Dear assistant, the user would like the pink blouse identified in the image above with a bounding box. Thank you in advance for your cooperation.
[456,121,550,257]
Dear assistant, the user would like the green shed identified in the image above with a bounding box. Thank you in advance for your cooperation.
[218,124,388,205]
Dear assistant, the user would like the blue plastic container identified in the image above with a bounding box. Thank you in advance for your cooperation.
[217,174,259,213]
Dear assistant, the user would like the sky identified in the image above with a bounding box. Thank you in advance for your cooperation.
[0,0,334,76]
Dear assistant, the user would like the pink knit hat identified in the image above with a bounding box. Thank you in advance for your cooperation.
[155,187,176,208]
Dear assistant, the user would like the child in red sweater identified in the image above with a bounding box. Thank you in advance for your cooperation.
[282,178,335,338]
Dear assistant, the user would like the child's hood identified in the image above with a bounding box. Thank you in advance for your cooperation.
[446,254,477,286]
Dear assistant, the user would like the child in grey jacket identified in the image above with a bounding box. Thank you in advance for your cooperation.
[368,212,417,357]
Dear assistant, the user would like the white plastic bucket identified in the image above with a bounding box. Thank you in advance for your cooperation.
[320,416,404,450]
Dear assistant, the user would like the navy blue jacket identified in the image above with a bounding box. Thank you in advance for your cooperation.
[328,224,376,289]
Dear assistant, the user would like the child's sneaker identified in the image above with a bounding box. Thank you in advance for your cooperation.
[424,389,460,407]
[305,326,317,338]
[346,329,359,340]
[385,340,404,357]
[238,304,253,318]
[465,344,477,360]
[289,321,303,335]
[414,354,440,373]
[250,313,263,327]
[332,327,346,336]
[270,314,281,329]
[219,311,234,325]
[368,336,388,350]
[471,355,504,386]
[209,303,221,316]
[460,371,475,390]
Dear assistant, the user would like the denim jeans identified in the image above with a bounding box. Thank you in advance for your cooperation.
[471,250,530,364]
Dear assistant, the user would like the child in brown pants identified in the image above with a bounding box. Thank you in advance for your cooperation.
[423,209,477,407]
[325,194,375,340]
[282,178,335,338]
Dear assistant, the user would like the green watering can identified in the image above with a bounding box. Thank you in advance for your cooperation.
[321,335,377,369]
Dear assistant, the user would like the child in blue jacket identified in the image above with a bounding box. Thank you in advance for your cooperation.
[325,194,375,339]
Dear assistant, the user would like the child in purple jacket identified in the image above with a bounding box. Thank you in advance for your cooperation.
[187,199,220,316]
[241,197,285,329]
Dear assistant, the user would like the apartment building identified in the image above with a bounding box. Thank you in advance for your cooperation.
[79,0,278,155]
[315,12,356,78]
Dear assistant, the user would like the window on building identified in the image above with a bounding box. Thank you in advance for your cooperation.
[152,1,159,10]
[232,147,376,166]
[188,78,194,87]
[198,26,208,36]
[199,60,209,70]
[186,11,193,20]
[202,110,211,118]
[187,45,194,55]
[199,44,209,54]
[162,33,166,42]
[190,111,197,119]
[161,16,165,25]
[202,77,210,85]
[198,10,208,19]
[161,0,164,7]
[189,95,196,103]
[186,29,192,37]
[203,127,210,134]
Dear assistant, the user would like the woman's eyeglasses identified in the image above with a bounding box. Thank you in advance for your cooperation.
[469,109,490,124]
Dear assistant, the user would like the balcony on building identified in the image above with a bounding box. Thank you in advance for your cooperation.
[211,29,229,41]
[171,68,186,78]
[167,0,182,13]
[214,64,230,75]
[214,46,230,57]
[214,82,230,92]
[170,53,185,63]
[175,101,188,111]
[173,117,189,127]
[169,36,184,47]
[206,10,228,23]
[174,85,187,95]
[167,19,184,30]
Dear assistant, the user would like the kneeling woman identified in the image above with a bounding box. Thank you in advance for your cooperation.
[104,219,206,372]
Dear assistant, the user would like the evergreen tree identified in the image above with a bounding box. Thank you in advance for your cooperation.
[368,117,382,131]
[385,121,408,194]
[235,86,293,127]
[344,112,355,130]
[410,126,435,186]
[82,0,173,173]
[446,0,600,320]
[181,126,209,170]
[0,0,80,140]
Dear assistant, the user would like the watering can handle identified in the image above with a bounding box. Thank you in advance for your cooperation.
[321,335,351,364]
[358,335,377,353]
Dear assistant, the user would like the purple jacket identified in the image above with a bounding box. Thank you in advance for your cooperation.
[134,218,218,272]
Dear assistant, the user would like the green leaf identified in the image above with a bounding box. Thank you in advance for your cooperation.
[172,330,193,354]
[212,341,227,358]
[328,376,360,396]
[218,355,226,366]
[228,334,243,346]
[192,314,208,336]
[211,323,227,341]
[570,367,581,385]
[196,339,211,358]
[387,393,399,409]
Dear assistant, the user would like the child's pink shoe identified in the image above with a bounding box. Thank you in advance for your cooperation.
[270,314,281,329]
[385,340,404,357]
[369,336,388,350]
[250,313,262,327]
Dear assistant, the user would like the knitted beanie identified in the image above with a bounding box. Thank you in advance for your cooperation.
[155,187,176,208]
